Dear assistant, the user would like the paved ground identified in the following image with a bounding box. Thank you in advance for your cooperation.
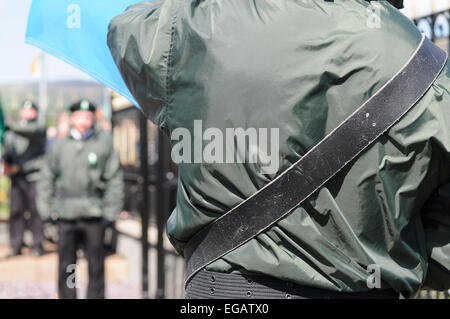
[0,245,141,299]
[0,223,140,299]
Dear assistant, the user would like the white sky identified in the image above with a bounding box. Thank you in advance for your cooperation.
[0,0,93,84]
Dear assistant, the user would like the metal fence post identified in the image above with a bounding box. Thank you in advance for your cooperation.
[155,130,168,299]
[139,113,149,299]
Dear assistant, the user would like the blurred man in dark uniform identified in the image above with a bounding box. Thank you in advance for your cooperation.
[37,100,124,299]
[2,100,46,257]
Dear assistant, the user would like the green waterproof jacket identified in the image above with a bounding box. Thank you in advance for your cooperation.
[108,0,450,296]
[2,119,46,182]
[37,127,124,221]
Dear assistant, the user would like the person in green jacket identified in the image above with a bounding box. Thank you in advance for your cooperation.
[108,0,450,298]
[2,100,46,257]
[37,100,124,299]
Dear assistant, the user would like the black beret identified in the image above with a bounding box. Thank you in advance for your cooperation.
[69,99,97,113]
[21,100,38,111]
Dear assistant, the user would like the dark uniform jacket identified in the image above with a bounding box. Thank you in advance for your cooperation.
[108,0,450,296]
[37,127,124,222]
[2,119,46,182]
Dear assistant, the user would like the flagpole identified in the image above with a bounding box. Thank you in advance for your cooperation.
[38,53,47,126]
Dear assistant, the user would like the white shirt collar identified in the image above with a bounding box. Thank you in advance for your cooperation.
[70,128,94,140]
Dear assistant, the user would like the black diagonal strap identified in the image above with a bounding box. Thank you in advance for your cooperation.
[184,35,447,285]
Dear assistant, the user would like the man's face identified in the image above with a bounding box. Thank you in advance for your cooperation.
[70,110,96,135]
[19,107,38,121]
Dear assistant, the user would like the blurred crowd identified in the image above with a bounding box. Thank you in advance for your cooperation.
[0,99,123,299]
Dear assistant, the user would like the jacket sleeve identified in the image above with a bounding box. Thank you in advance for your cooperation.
[36,142,59,220]
[421,185,450,291]
[9,122,46,140]
[418,61,450,291]
[101,137,124,221]
[107,0,176,130]
[10,122,46,174]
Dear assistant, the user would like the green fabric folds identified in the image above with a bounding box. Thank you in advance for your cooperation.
[108,0,450,296]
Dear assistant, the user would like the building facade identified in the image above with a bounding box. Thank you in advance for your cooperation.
[403,0,450,52]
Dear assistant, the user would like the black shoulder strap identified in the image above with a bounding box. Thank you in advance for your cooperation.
[184,35,447,285]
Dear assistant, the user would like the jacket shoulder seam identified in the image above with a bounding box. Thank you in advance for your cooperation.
[163,0,181,130]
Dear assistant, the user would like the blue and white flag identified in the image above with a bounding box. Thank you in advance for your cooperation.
[25,0,145,107]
